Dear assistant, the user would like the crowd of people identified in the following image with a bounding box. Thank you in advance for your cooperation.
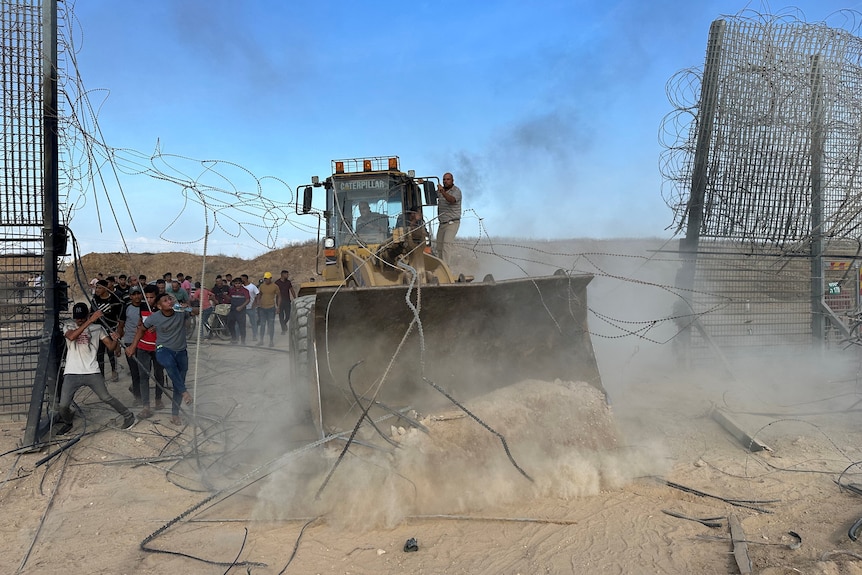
[59,269,296,429]
[198,270,296,346]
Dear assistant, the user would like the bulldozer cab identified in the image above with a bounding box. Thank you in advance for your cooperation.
[295,156,452,290]
[328,171,427,248]
[332,192,398,246]
[329,172,448,286]
[296,156,435,249]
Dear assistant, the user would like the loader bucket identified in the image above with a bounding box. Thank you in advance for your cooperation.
[290,273,603,437]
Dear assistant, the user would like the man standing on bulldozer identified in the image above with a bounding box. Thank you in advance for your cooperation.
[436,172,461,265]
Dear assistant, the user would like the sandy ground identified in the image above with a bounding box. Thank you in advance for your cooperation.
[4,329,862,574]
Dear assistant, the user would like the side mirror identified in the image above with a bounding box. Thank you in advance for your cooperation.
[302,186,313,213]
[423,181,437,205]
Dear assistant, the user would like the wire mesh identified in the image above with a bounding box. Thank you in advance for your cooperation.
[686,242,812,359]
[0,239,43,417]
[0,0,42,227]
[0,0,43,419]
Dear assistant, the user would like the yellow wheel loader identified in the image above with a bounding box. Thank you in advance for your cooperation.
[290,156,605,438]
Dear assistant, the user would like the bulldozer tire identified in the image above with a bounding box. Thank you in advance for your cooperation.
[289,295,320,431]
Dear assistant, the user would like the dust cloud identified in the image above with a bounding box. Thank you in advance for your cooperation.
[230,237,860,535]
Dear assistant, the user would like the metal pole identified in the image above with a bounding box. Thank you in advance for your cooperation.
[23,0,60,447]
[677,19,726,360]
[810,54,825,347]
[682,19,726,255]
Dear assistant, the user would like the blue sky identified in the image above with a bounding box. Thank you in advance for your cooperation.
[62,0,860,257]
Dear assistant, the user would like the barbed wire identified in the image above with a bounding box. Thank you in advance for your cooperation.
[56,1,309,255]
[446,225,755,345]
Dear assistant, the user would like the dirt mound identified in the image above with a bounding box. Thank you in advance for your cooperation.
[255,379,660,529]
[407,378,618,457]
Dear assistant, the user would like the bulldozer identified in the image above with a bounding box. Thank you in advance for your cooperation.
[290,156,605,438]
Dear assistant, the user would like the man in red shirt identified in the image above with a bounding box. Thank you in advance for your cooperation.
[125,284,166,417]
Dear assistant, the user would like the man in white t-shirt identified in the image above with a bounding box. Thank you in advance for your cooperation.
[241,274,261,342]
[57,303,136,431]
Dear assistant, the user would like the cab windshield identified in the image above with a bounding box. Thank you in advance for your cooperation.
[329,176,404,246]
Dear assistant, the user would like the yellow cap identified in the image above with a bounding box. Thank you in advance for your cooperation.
[263,272,272,279]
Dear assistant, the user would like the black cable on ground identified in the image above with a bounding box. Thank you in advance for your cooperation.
[373,402,429,434]
[160,404,259,493]
[836,461,862,494]
[34,436,80,468]
[660,478,777,513]
[0,437,68,458]
[138,486,267,569]
[221,527,249,575]
[276,518,318,575]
